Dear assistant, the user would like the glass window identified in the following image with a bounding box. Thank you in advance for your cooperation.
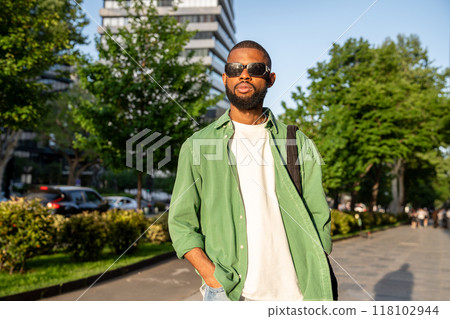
[69,191,85,204]
[180,48,209,57]
[176,15,216,23]
[157,0,174,6]
[193,31,213,40]
[85,191,102,204]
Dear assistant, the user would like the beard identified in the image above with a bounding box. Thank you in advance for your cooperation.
[225,81,268,111]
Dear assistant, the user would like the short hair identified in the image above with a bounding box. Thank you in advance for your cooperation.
[227,40,272,69]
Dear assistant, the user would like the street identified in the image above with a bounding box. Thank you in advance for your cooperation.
[44,225,450,301]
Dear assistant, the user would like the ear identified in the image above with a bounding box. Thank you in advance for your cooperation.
[267,72,276,88]
[222,73,227,86]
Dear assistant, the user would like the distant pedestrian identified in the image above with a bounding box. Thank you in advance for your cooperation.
[410,209,418,229]
[417,208,426,228]
[423,208,429,228]
[437,209,444,228]
[432,210,438,228]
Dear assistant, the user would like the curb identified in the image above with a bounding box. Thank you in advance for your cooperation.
[0,251,176,301]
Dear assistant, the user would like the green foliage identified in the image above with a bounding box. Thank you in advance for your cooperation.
[0,198,55,274]
[0,0,88,129]
[330,210,358,236]
[146,213,170,244]
[330,209,399,236]
[282,34,449,209]
[35,84,101,185]
[77,0,217,171]
[60,212,108,261]
[105,209,148,254]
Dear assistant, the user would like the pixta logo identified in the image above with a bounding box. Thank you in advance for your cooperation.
[126,129,172,175]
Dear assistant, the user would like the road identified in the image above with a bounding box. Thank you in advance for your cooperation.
[44,225,450,301]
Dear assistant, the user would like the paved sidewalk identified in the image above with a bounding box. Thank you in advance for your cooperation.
[44,225,450,301]
[333,225,450,301]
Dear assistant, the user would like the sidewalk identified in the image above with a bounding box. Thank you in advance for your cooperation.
[44,225,450,301]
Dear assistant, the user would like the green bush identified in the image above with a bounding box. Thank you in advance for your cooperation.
[105,209,148,254]
[60,211,108,261]
[0,198,55,274]
[146,213,170,244]
[330,210,358,236]
[330,210,400,236]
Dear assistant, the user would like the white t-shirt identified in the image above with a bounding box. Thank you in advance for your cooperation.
[230,119,303,301]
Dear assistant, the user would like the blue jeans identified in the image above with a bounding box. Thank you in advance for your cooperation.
[201,283,230,301]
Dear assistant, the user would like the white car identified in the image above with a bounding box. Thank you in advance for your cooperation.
[105,196,138,210]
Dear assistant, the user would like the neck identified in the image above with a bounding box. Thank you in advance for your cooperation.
[229,105,267,125]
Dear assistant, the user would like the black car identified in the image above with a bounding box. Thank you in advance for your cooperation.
[25,185,109,216]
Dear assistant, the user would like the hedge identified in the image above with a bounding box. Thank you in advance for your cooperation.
[0,199,171,273]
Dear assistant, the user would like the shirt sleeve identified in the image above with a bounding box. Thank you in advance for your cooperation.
[168,139,205,259]
[298,134,332,255]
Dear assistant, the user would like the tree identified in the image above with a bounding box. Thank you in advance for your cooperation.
[282,35,449,212]
[0,0,88,193]
[78,0,216,207]
[36,84,102,185]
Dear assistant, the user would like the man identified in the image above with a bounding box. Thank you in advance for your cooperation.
[168,40,333,301]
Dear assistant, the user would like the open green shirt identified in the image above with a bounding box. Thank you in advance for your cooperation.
[168,108,333,301]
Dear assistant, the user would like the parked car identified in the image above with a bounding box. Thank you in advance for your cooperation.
[105,196,138,210]
[105,196,153,214]
[25,185,109,217]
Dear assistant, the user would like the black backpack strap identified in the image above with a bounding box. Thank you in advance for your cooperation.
[286,125,338,301]
[286,125,302,197]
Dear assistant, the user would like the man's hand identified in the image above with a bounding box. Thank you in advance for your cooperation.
[184,248,222,288]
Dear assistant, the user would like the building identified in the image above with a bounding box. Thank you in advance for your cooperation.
[99,0,236,118]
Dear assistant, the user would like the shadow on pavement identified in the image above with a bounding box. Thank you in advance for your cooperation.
[374,263,413,301]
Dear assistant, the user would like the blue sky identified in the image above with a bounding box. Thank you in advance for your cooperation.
[79,0,449,116]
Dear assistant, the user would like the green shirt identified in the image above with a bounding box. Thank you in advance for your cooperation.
[168,108,333,301]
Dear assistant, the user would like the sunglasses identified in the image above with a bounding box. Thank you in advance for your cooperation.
[224,62,271,77]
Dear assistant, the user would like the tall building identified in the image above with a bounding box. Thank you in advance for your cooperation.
[99,0,236,118]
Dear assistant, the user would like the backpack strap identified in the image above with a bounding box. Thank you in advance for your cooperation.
[286,124,338,300]
[286,125,302,197]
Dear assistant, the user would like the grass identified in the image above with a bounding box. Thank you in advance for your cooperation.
[0,242,174,298]
[331,222,403,240]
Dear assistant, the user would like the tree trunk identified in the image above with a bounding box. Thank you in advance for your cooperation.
[350,190,357,212]
[398,161,405,211]
[137,171,142,210]
[333,191,339,209]
[369,163,382,213]
[66,158,79,185]
[0,129,22,195]
[388,159,404,214]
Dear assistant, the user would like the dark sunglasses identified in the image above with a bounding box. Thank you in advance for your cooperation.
[224,62,271,77]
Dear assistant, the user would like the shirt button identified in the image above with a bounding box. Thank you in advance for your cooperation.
[224,135,228,138]
[240,215,243,219]
[239,274,242,279]
[240,245,244,249]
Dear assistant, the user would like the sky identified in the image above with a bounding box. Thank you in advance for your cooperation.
[78,0,450,116]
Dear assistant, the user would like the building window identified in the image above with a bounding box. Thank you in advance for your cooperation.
[210,70,223,84]
[193,31,214,40]
[209,88,224,96]
[103,17,128,27]
[176,15,216,23]
[157,0,174,6]
[180,48,210,57]
[104,1,129,9]
[215,38,229,55]
[211,53,226,69]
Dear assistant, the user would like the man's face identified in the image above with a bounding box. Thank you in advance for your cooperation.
[222,48,276,111]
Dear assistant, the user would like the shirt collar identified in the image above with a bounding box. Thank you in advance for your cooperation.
[214,107,279,133]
